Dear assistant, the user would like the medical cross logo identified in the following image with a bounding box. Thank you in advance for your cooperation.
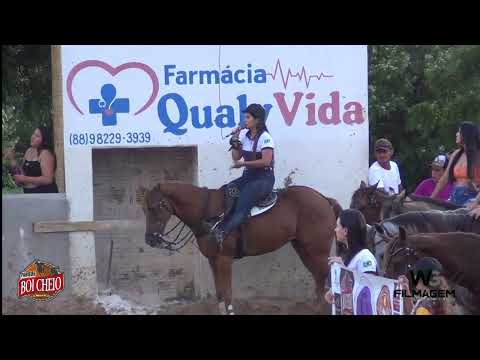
[89,84,130,126]
[66,60,159,127]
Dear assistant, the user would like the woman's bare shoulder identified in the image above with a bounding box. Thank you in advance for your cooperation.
[39,149,54,160]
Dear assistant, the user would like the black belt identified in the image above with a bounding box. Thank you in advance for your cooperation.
[245,167,274,175]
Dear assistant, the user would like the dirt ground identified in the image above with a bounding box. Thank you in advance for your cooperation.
[2,297,107,315]
[2,296,327,315]
[161,297,325,315]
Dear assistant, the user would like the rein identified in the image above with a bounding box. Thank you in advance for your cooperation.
[152,188,212,252]
[382,235,417,277]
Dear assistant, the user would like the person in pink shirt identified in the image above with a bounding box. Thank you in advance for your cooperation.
[413,154,453,201]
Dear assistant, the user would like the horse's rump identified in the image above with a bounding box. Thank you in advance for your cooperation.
[326,197,342,220]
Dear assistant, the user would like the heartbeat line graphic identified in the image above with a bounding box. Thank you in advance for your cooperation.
[267,59,334,89]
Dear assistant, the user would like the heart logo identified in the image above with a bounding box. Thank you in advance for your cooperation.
[66,60,159,116]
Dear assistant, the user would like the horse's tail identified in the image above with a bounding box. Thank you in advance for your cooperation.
[326,197,342,220]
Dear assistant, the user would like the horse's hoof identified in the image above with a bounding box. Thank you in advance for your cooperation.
[218,301,227,315]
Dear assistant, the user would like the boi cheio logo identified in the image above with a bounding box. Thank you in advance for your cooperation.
[17,260,65,301]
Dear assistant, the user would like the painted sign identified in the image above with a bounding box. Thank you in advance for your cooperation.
[62,45,368,148]
[330,263,404,315]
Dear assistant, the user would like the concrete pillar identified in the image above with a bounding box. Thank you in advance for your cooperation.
[65,147,97,299]
[54,45,97,299]
[51,45,65,193]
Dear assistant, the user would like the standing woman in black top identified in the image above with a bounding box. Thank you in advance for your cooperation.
[6,126,58,193]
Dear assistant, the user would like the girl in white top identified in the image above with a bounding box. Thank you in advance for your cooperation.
[324,209,378,304]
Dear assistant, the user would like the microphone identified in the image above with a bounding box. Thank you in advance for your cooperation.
[225,125,245,138]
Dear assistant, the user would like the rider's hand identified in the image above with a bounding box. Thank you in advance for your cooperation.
[232,126,242,138]
[469,207,480,220]
[324,289,334,304]
[467,200,479,210]
[231,159,245,169]
[328,256,345,267]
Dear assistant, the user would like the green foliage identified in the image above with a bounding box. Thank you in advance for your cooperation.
[2,45,52,154]
[2,45,52,193]
[369,45,480,193]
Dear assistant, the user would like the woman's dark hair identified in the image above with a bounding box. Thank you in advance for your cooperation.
[448,122,480,183]
[246,117,269,140]
[35,126,56,170]
[36,126,54,155]
[256,117,269,134]
[339,209,368,264]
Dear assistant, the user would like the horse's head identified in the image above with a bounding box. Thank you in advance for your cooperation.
[138,185,175,248]
[380,190,407,220]
[350,181,393,224]
[382,226,418,278]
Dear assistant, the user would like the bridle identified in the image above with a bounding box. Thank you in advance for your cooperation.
[147,188,212,252]
[368,224,390,251]
[382,235,417,277]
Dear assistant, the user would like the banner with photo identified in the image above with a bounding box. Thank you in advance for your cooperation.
[330,263,404,315]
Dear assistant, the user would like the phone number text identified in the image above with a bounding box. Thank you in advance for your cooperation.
[69,132,151,146]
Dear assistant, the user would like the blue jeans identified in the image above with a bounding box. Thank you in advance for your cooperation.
[448,185,478,206]
[220,170,275,235]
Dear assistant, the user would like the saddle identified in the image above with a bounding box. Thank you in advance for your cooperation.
[219,182,278,259]
[224,182,278,218]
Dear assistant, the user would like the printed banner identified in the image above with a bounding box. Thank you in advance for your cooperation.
[330,263,403,315]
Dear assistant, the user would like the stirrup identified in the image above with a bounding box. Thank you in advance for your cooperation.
[211,216,224,231]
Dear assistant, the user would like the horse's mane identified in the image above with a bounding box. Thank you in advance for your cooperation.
[152,182,205,199]
[383,211,442,233]
[384,210,480,234]
[352,185,389,197]
[407,193,463,210]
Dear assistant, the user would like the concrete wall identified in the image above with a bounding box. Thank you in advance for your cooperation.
[2,194,71,301]
[92,147,196,305]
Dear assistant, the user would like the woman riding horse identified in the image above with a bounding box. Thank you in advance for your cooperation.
[431,121,480,206]
[210,103,275,248]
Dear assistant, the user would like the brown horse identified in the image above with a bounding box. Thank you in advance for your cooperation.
[349,181,391,225]
[381,191,463,220]
[350,181,463,224]
[139,182,341,315]
[382,229,480,313]
[367,210,480,267]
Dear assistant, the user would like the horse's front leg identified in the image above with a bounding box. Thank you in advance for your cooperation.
[208,255,235,315]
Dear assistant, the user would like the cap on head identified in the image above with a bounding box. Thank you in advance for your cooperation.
[375,138,393,152]
[431,154,448,170]
[411,257,444,275]
[242,103,266,122]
